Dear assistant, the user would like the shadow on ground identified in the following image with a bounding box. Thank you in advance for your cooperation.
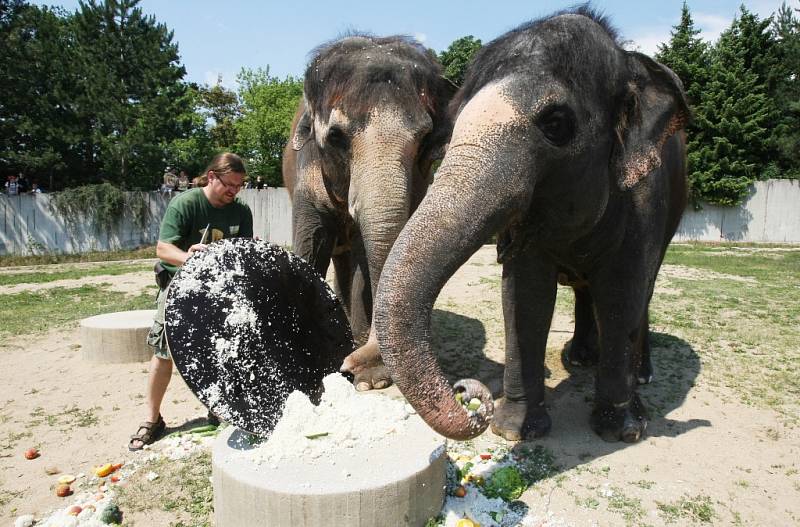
[430,308,505,397]
[511,330,707,470]
[429,311,706,468]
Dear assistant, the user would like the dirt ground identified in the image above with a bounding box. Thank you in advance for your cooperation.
[1,245,798,525]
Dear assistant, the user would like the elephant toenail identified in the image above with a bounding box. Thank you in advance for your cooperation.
[356,382,371,391]
[373,380,389,389]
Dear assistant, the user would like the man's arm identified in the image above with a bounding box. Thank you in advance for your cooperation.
[156,240,208,267]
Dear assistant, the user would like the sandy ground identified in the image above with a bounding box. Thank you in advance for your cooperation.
[1,245,798,525]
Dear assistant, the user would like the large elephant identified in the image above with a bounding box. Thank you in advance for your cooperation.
[283,35,455,390]
[374,8,688,442]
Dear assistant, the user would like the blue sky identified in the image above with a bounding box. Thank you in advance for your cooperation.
[33,0,800,88]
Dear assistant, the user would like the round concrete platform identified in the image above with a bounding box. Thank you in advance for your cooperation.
[80,310,156,363]
[212,421,447,527]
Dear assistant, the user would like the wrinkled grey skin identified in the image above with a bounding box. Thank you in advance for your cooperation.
[283,35,455,390]
[374,9,689,442]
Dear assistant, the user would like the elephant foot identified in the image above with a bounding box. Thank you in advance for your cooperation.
[590,393,649,443]
[490,398,551,441]
[340,339,392,391]
[563,338,599,367]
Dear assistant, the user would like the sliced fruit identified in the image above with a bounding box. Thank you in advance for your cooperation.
[479,453,492,460]
[453,485,467,498]
[58,474,76,485]
[456,519,478,527]
[466,398,482,411]
[66,505,82,516]
[23,448,39,460]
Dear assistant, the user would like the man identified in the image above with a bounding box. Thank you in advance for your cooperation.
[129,152,253,451]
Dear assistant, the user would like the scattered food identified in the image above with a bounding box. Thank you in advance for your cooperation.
[454,485,467,498]
[58,474,77,485]
[24,447,40,460]
[94,463,114,477]
[55,484,72,497]
[66,505,82,516]
[146,471,159,481]
[99,503,123,524]
[14,514,35,527]
[45,465,60,475]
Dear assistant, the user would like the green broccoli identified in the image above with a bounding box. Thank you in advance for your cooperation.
[482,466,527,501]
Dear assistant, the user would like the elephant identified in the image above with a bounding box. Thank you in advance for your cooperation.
[374,7,689,443]
[282,35,456,391]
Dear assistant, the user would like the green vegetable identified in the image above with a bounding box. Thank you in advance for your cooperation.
[458,461,474,481]
[483,466,527,501]
[455,392,464,404]
[99,503,123,524]
[466,398,482,411]
[305,431,329,439]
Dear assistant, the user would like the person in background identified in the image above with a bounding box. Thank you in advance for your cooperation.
[255,175,266,190]
[129,152,254,451]
[177,170,190,192]
[5,174,19,196]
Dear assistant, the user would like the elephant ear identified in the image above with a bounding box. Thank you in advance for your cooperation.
[291,101,314,151]
[613,52,690,190]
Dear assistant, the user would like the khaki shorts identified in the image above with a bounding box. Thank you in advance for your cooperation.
[146,286,171,360]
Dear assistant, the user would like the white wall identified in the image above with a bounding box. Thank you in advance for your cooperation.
[1,180,797,256]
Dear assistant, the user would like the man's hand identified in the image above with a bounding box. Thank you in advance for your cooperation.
[188,243,208,255]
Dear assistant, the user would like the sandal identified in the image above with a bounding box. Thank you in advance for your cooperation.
[128,415,166,451]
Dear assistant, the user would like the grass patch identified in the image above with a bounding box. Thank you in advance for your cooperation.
[657,494,716,523]
[0,245,156,268]
[0,263,150,286]
[655,244,800,423]
[29,405,101,430]
[607,486,646,525]
[0,284,156,340]
[116,451,213,526]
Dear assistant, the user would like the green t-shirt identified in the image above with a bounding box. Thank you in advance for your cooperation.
[158,188,254,274]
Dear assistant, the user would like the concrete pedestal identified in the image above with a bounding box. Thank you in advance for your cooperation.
[212,420,447,527]
[79,310,156,363]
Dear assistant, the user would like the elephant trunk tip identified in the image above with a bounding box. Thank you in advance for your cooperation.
[440,378,494,441]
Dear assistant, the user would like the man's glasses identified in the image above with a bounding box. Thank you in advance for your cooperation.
[213,172,244,191]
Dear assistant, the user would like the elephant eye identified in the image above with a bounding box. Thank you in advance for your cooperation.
[537,107,575,146]
[325,125,350,150]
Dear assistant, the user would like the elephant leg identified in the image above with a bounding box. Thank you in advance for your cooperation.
[339,231,391,391]
[589,271,650,443]
[332,250,353,321]
[291,197,336,278]
[637,307,654,384]
[491,246,557,441]
[565,286,599,366]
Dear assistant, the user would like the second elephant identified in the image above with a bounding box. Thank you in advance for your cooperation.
[283,35,455,389]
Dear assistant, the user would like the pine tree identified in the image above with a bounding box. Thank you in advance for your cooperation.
[655,2,709,107]
[769,3,800,178]
[690,8,772,205]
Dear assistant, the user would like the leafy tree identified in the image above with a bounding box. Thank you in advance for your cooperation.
[163,83,215,178]
[689,8,772,205]
[769,3,800,178]
[656,2,709,107]
[198,77,240,150]
[0,2,77,189]
[438,35,481,86]
[68,0,190,189]
[235,68,302,187]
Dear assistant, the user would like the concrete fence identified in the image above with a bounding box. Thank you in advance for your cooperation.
[0,180,798,256]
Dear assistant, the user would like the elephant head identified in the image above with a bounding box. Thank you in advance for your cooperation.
[283,35,456,389]
[374,8,689,440]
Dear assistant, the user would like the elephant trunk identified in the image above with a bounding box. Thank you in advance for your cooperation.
[374,80,530,439]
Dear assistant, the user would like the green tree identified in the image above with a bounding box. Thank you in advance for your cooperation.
[769,3,800,178]
[438,35,482,86]
[68,0,190,189]
[690,8,772,205]
[235,68,302,187]
[656,2,709,107]
[0,2,78,189]
[198,77,240,150]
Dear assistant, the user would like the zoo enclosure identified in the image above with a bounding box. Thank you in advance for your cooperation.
[0,180,798,256]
